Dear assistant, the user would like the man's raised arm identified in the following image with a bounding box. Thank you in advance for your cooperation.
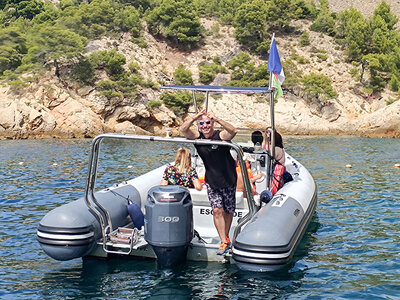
[180,109,204,139]
[208,112,237,141]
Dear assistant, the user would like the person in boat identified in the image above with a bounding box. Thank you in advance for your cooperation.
[160,147,202,191]
[251,130,264,151]
[262,127,293,194]
[262,127,285,165]
[180,109,237,255]
[235,155,263,196]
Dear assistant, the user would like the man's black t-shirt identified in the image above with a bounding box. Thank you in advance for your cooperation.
[195,130,237,189]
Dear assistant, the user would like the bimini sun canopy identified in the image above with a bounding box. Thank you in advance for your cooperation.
[161,85,272,95]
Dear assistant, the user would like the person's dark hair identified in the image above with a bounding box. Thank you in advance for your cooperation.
[266,127,284,148]
[274,131,284,148]
[251,130,263,145]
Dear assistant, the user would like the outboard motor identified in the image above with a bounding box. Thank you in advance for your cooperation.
[144,185,193,268]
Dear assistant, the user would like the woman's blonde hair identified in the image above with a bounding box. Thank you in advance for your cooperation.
[174,148,192,173]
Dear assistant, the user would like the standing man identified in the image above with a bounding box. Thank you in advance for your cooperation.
[180,109,238,255]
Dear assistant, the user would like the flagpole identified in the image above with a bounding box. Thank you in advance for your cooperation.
[268,34,276,189]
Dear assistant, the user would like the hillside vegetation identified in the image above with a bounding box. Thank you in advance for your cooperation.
[0,0,399,138]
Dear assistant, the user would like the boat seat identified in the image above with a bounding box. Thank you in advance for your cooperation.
[189,188,247,209]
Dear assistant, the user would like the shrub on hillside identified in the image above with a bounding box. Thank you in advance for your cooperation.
[147,0,203,49]
[299,31,310,46]
[71,58,95,84]
[161,91,192,114]
[89,49,126,79]
[389,74,399,92]
[174,64,193,85]
[233,0,266,53]
[0,27,27,75]
[147,100,162,108]
[198,60,227,84]
[301,73,337,100]
[310,0,335,35]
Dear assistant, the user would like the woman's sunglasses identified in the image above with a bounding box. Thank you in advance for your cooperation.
[199,121,211,125]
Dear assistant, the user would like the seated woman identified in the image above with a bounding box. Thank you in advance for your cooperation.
[160,147,202,191]
[262,127,289,195]
[262,127,285,165]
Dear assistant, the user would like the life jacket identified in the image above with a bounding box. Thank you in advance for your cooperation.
[270,163,285,195]
[198,176,205,184]
[236,165,256,194]
[236,166,253,180]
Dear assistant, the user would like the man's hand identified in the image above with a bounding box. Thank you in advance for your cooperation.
[207,111,218,123]
[208,112,237,141]
[194,109,206,122]
[180,109,205,139]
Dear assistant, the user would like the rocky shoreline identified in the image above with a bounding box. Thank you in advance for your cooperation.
[1,80,399,140]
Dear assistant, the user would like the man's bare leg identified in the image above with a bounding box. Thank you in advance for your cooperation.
[223,212,233,239]
[213,208,228,243]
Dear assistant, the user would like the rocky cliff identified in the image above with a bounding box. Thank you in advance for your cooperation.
[1,19,399,139]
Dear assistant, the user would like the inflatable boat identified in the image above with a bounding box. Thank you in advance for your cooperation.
[37,86,317,272]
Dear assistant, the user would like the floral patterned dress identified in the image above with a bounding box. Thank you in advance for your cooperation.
[162,164,199,188]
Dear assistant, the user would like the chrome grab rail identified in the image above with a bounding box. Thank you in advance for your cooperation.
[83,133,258,241]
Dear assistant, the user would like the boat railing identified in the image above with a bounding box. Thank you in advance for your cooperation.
[84,133,258,242]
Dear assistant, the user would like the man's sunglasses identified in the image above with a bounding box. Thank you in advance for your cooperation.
[199,121,211,125]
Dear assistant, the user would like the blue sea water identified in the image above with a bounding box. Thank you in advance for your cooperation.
[0,136,399,299]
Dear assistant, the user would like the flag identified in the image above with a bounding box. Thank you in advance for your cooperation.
[271,73,283,99]
[267,37,285,99]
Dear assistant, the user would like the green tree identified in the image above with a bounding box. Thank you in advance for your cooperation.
[252,63,269,87]
[299,31,310,46]
[281,58,302,92]
[58,0,80,11]
[310,0,335,35]
[301,73,337,100]
[147,0,203,48]
[23,25,86,76]
[33,2,59,24]
[290,0,317,19]
[71,57,95,84]
[198,60,227,84]
[114,5,142,37]
[372,1,397,31]
[264,0,298,31]
[161,90,192,114]
[89,49,126,79]
[0,26,27,75]
[5,0,45,20]
[234,0,266,52]
[336,8,371,62]
[115,0,154,13]
[369,2,399,54]
[1,0,7,10]
[174,64,193,85]
[218,0,245,24]
[193,0,219,18]
[58,0,116,38]
[389,74,399,92]
[228,52,254,83]
[363,53,390,91]
[227,52,271,87]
